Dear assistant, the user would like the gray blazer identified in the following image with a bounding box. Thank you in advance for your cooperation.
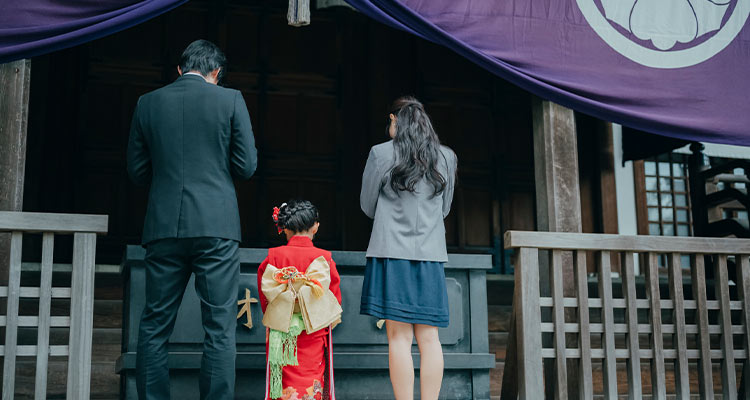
[127,74,257,244]
[360,140,457,262]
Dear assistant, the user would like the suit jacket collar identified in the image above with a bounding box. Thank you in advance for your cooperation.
[178,74,206,83]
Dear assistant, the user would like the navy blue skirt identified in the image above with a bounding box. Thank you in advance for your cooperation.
[360,257,450,328]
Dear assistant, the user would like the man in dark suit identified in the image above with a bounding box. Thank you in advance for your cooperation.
[127,39,257,400]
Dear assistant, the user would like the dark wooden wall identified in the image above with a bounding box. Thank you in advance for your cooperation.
[23,0,541,270]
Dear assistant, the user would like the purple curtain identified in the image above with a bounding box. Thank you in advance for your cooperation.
[344,0,750,146]
[0,0,186,63]
[2,0,749,147]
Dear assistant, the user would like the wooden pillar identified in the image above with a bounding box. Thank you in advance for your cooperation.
[501,98,584,400]
[0,60,32,281]
[533,97,583,399]
[533,98,583,235]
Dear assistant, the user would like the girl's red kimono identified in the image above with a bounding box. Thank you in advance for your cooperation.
[258,235,342,400]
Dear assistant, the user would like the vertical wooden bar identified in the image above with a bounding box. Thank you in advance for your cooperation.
[598,251,618,399]
[501,244,520,400]
[691,254,715,399]
[2,231,22,400]
[737,254,750,400]
[469,269,490,399]
[736,254,750,400]
[66,233,96,400]
[500,306,518,400]
[621,252,642,399]
[0,60,31,289]
[517,247,544,400]
[574,251,593,400]
[34,233,54,400]
[532,98,582,397]
[551,250,568,399]
[645,252,667,400]
[716,254,738,400]
[667,253,690,399]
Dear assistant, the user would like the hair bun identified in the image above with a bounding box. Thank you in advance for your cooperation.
[273,199,319,234]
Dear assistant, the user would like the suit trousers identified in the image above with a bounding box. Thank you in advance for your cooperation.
[136,237,239,400]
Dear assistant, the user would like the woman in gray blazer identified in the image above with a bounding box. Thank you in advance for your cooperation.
[360,96,457,400]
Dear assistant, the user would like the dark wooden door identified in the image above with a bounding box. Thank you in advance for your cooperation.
[24,0,537,272]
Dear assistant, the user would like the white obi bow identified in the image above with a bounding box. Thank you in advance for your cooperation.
[261,256,343,334]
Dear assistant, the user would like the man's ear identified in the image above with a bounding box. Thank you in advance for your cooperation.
[177,66,183,76]
[210,68,221,83]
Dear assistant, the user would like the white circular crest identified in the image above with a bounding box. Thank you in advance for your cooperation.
[576,0,750,68]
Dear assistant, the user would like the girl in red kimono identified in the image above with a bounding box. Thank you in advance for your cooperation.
[258,200,342,400]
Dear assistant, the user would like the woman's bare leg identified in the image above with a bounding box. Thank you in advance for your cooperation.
[386,320,415,400]
[414,324,443,400]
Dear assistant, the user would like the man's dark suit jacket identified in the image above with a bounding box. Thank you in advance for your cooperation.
[127,74,257,244]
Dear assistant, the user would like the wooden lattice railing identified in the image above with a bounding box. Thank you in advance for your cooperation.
[500,230,750,399]
[0,211,108,400]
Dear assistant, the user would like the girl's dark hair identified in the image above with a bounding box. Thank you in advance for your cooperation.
[387,96,447,196]
[276,200,319,233]
[179,39,227,83]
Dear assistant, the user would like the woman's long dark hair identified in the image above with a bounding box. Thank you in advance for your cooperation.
[387,96,447,196]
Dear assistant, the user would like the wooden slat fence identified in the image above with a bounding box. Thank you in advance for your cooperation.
[0,211,107,400]
[500,230,750,399]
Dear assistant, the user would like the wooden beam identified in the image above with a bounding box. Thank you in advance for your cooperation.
[0,211,109,234]
[597,122,619,235]
[0,60,30,212]
[0,60,31,290]
[516,247,544,399]
[505,230,750,253]
[67,233,97,399]
[532,98,582,398]
[533,98,583,235]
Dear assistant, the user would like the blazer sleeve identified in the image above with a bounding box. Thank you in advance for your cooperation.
[442,150,458,218]
[230,90,258,180]
[126,98,152,185]
[257,257,270,313]
[328,257,342,305]
[360,147,383,219]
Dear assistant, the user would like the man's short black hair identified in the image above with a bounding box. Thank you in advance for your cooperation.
[179,39,227,82]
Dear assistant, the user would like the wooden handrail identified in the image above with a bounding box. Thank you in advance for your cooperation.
[504,230,750,253]
[0,212,107,400]
[0,211,108,234]
[501,230,750,399]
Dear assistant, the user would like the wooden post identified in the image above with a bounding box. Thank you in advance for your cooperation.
[0,60,31,282]
[688,143,708,237]
[516,247,544,399]
[533,98,583,235]
[532,98,583,398]
[67,232,97,399]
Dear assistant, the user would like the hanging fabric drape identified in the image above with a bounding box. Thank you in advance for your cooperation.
[344,0,750,146]
[3,0,749,146]
[0,0,187,63]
